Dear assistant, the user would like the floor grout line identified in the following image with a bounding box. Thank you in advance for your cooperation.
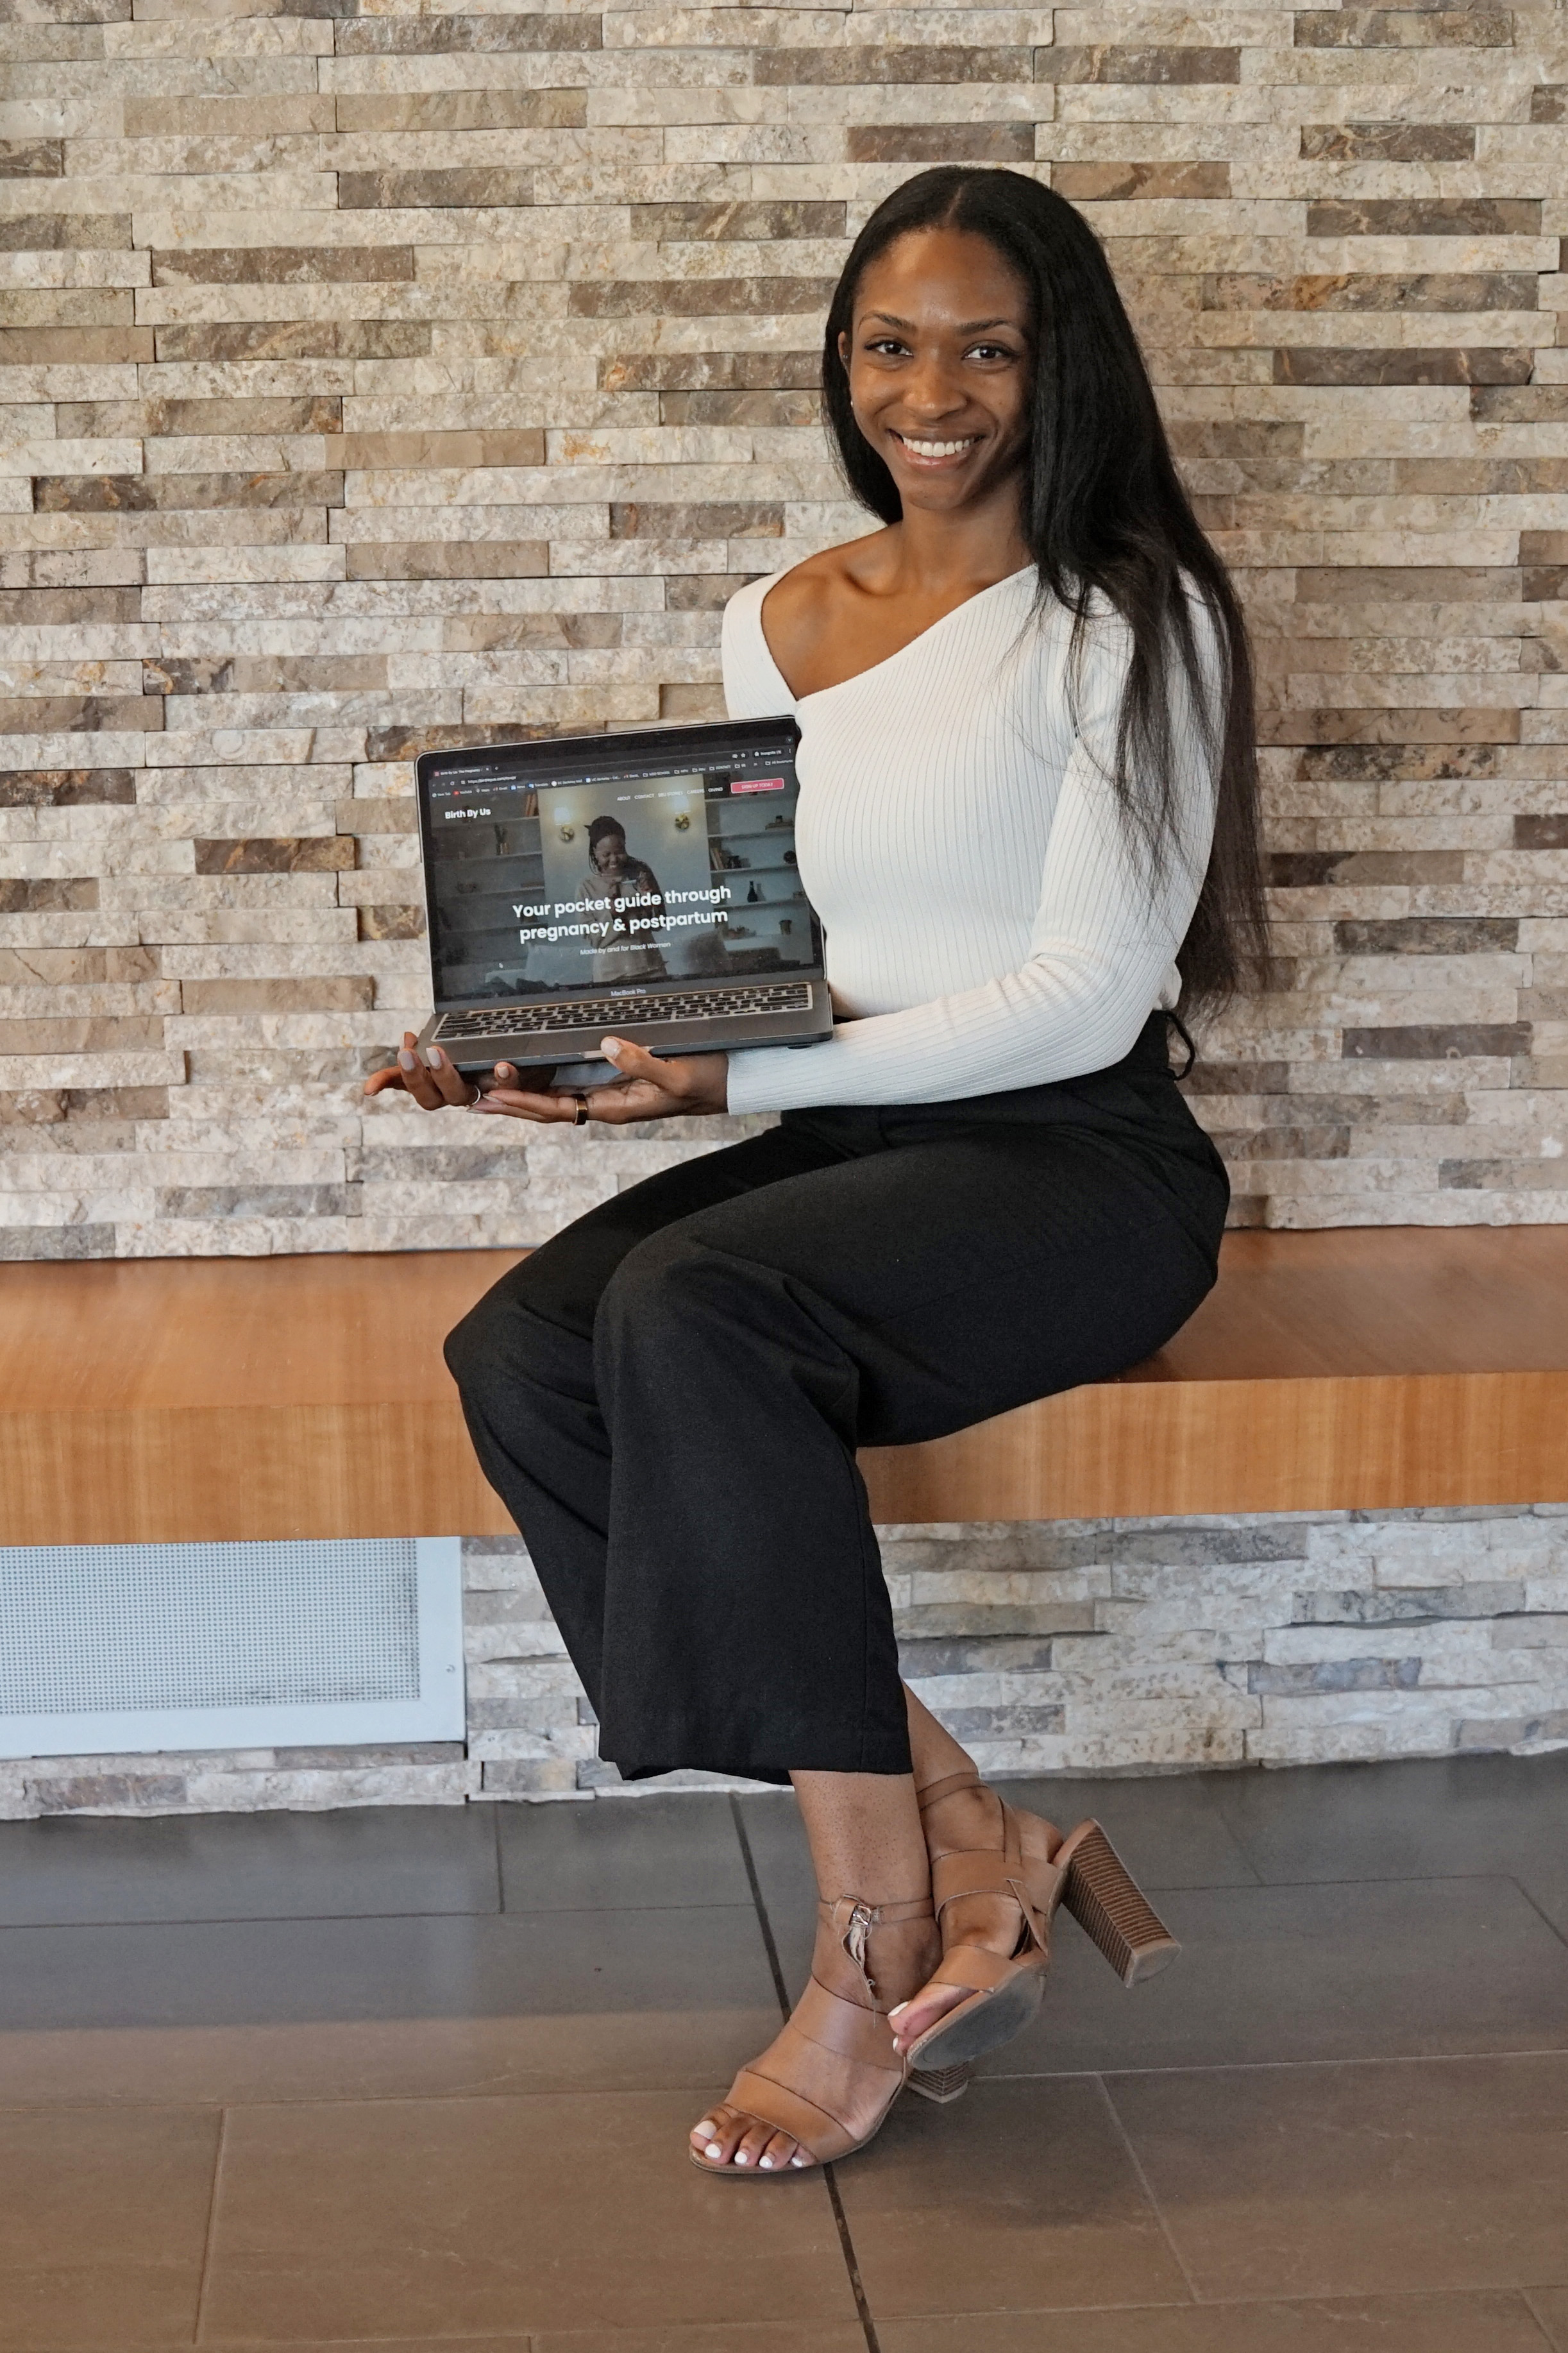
[0,1899,761,1930]
[1522,2288,1568,2350]
[1189,1780,1265,1887]
[1,2044,1566,2125]
[1,1860,1562,1934]
[984,2044,1568,2082]
[729,1794,789,2023]
[1509,1878,1568,1955]
[729,1796,882,2353]
[822,2162,884,2353]
[1093,2071,1202,2306]
[189,2103,228,2347]
[836,2288,1568,2320]
[1,2046,1565,2124]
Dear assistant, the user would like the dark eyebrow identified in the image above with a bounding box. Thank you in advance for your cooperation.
[861,311,1023,336]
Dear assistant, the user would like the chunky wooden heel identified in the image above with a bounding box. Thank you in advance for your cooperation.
[908,2059,974,2105]
[1057,1819,1180,1987]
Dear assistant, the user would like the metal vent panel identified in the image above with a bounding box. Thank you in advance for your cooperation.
[0,1537,464,1759]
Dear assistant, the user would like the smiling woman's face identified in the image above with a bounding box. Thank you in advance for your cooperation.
[839,226,1034,518]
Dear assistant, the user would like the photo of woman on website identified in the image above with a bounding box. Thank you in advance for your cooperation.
[574,815,669,982]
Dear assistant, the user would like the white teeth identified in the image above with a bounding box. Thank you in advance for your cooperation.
[898,435,974,457]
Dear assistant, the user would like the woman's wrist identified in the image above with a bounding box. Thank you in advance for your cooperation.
[682,1052,729,1115]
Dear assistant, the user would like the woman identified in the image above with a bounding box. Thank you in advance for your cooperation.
[575,815,668,982]
[368,166,1265,2176]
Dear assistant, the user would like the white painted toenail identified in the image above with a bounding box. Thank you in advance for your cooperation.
[734,2151,748,2164]
[760,2156,774,2168]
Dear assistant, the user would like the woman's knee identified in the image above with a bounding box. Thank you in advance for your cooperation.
[443,1284,507,1400]
[599,1224,707,1339]
[597,1221,769,1357]
[443,1257,573,1403]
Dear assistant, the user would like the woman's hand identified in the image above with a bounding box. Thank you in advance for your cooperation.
[362,1032,728,1124]
[363,1033,479,1110]
[472,1035,728,1126]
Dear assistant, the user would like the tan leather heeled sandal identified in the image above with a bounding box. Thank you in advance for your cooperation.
[692,1893,934,2176]
[901,1771,1181,2089]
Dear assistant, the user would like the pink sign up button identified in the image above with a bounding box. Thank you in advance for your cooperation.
[731,776,787,794]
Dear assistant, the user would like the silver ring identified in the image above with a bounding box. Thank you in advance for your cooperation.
[572,1092,590,1127]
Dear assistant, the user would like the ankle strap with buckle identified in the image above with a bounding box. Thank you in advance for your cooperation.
[818,1894,933,2002]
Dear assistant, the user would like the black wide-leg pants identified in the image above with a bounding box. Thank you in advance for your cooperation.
[444,1014,1229,1785]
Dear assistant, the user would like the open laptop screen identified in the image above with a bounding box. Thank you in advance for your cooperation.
[417,719,821,1008]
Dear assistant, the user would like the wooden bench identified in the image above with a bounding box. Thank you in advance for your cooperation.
[3,1227,1567,1548]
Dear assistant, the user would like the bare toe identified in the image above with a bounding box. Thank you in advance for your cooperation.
[733,2116,777,2169]
[690,2103,747,2166]
[757,2128,799,2173]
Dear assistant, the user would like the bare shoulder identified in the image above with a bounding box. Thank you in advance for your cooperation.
[759,531,897,684]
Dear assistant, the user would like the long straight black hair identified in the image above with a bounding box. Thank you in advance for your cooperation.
[822,166,1266,1016]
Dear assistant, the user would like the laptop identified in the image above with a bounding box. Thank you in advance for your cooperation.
[414,715,832,1077]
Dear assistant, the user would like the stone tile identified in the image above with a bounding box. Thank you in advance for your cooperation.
[878,2293,1558,2352]
[149,246,414,285]
[1308,199,1541,237]
[336,91,586,132]
[535,2334,868,2353]
[497,1790,752,1912]
[0,1889,784,2105]
[997,1771,1263,1890]
[1300,125,1477,163]
[0,1903,775,2034]
[733,1790,818,2002]
[1109,2056,1568,2301]
[118,2340,863,2353]
[0,1804,501,1925]
[980,1877,1568,2077]
[0,2105,219,2347]
[836,2075,1187,2318]
[1055,162,1231,201]
[1294,8,1512,40]
[632,201,843,241]
[1043,44,1241,81]
[126,2343,538,2353]
[0,2004,789,2111]
[199,2091,857,2340]
[846,124,1034,163]
[1204,1750,1568,1932]
[333,13,600,49]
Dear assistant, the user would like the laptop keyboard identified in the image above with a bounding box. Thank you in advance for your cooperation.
[434,981,814,1042]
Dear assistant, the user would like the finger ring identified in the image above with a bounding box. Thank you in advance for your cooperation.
[573,1092,590,1127]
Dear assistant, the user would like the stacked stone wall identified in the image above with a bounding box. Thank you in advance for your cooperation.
[1,0,1566,1240]
[0,1509,1561,1814]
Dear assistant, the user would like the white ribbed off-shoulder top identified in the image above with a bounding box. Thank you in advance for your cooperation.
[719,562,1222,1117]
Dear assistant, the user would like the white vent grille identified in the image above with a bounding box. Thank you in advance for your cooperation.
[0,1537,464,1758]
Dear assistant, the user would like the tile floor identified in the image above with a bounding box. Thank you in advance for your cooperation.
[0,1751,1565,2350]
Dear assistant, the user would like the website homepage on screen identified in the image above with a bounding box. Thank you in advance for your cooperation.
[426,756,817,1005]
